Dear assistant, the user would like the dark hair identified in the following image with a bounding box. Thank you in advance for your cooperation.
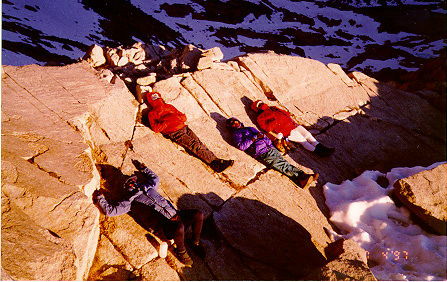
[226,118,241,131]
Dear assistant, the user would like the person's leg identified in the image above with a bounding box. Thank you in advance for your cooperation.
[178,210,204,244]
[258,148,305,178]
[165,126,217,164]
[258,148,318,189]
[162,218,186,251]
[287,126,318,151]
[173,221,186,251]
[292,126,335,157]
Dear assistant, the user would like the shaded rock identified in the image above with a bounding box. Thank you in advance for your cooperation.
[393,163,447,235]
[213,182,330,279]
[179,44,203,72]
[105,47,120,67]
[306,239,376,281]
[399,53,446,98]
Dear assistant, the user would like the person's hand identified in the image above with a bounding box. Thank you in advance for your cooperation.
[131,159,146,170]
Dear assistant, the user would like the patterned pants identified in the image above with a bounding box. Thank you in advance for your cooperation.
[257,147,304,178]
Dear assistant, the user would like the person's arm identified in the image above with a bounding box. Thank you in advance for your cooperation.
[233,128,257,151]
[257,114,276,133]
[147,111,168,133]
[93,190,141,217]
[171,105,187,123]
[131,160,160,191]
[275,107,297,126]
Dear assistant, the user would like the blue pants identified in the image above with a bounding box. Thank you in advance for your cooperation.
[257,148,304,178]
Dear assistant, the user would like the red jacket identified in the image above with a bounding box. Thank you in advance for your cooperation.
[257,106,297,136]
[146,97,187,134]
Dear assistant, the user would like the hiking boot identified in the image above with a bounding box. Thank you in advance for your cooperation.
[314,143,335,157]
[174,248,193,267]
[295,173,319,189]
[210,159,234,173]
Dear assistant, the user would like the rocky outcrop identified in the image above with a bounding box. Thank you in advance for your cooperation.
[306,238,376,281]
[2,43,445,280]
[393,163,447,235]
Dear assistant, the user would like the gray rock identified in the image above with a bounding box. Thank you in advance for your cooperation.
[306,239,377,281]
[393,163,447,235]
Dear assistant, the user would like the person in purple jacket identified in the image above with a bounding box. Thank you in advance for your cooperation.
[92,159,203,267]
[226,117,318,189]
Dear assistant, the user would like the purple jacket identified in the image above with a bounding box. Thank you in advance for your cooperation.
[231,121,273,158]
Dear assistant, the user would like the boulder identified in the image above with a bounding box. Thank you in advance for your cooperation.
[105,48,120,67]
[179,44,203,72]
[393,163,447,235]
[136,73,157,86]
[1,62,117,280]
[197,47,224,70]
[306,239,377,281]
[83,44,106,68]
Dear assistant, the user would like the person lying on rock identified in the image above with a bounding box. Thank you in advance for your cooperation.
[251,100,335,156]
[92,159,203,267]
[145,91,234,173]
[226,117,318,189]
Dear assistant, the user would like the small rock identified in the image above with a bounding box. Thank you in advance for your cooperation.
[98,69,114,83]
[106,50,120,67]
[376,175,389,188]
[83,44,106,68]
[117,56,129,67]
[179,44,203,72]
[136,73,157,86]
[136,85,153,103]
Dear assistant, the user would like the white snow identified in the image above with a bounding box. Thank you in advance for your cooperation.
[2,0,446,72]
[324,162,447,280]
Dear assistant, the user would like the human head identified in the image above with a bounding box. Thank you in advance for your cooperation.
[123,176,138,192]
[145,92,163,107]
[226,117,242,130]
[251,100,269,113]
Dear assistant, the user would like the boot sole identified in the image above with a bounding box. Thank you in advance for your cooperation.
[302,173,319,189]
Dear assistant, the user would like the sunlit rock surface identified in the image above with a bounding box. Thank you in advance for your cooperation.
[1,45,445,280]
[393,163,447,235]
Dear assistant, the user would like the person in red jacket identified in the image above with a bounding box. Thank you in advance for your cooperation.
[145,92,234,172]
[251,100,335,157]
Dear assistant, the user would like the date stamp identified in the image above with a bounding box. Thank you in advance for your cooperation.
[366,250,409,261]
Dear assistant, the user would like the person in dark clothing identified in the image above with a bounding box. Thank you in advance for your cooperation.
[251,100,335,156]
[145,92,234,172]
[92,159,203,267]
[226,117,318,189]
